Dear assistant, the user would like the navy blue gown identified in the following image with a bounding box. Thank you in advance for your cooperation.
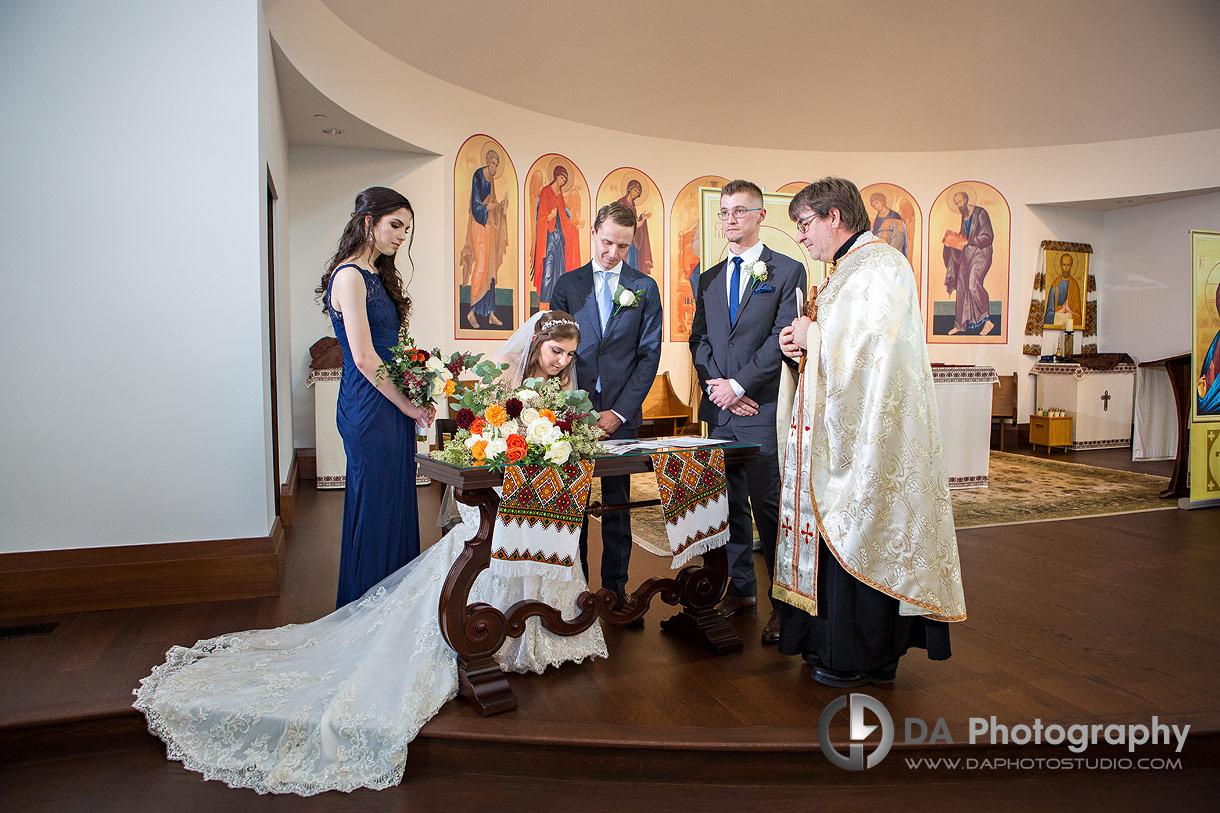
[326,264,420,608]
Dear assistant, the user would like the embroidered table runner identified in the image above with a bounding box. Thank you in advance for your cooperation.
[491,459,594,579]
[648,448,730,568]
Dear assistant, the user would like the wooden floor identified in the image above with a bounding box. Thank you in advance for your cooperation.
[2,448,1218,809]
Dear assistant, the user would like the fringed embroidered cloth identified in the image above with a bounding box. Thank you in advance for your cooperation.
[491,460,594,580]
[648,448,730,568]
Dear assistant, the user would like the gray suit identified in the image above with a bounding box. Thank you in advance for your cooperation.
[689,246,805,601]
[551,262,662,593]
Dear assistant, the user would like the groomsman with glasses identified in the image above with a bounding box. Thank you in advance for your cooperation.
[689,179,805,644]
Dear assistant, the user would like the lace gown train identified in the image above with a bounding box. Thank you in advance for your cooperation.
[134,501,607,795]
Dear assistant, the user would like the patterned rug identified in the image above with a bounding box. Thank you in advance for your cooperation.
[592,451,1173,555]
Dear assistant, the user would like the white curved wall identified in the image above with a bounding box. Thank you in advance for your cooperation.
[0,1,289,553]
[270,0,1220,446]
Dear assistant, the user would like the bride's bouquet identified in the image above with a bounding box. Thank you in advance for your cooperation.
[378,327,504,406]
[430,377,604,469]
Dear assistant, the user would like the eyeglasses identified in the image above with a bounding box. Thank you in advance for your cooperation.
[717,207,761,221]
[795,213,818,235]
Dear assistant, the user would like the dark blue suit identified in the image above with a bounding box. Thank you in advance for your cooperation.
[689,246,805,601]
[551,262,662,593]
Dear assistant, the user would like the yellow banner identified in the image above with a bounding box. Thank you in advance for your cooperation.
[1189,229,1220,503]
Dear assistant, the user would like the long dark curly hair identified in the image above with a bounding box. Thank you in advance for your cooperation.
[315,187,414,327]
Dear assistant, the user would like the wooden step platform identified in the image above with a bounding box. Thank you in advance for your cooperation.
[2,474,1219,807]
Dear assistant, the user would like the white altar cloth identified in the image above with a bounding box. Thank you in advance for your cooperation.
[1133,365,1177,461]
[1030,362,1136,450]
[932,366,999,489]
[307,368,346,489]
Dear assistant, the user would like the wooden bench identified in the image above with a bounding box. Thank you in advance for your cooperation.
[991,373,1018,450]
[638,371,692,438]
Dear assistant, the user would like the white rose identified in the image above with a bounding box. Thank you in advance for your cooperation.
[429,376,447,398]
[499,419,519,438]
[484,437,508,459]
[544,440,572,466]
[617,289,636,307]
[519,407,540,426]
[464,432,484,449]
[547,423,565,443]
[425,355,446,372]
[515,389,538,402]
[526,417,555,444]
[749,260,768,281]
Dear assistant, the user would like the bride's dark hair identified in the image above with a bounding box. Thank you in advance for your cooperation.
[524,311,580,388]
[315,187,415,327]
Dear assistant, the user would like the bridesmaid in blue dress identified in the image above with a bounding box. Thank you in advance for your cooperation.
[315,187,436,607]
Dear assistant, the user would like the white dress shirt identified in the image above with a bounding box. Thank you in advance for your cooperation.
[715,241,766,400]
[591,257,625,424]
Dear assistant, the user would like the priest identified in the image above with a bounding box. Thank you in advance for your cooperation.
[775,177,966,688]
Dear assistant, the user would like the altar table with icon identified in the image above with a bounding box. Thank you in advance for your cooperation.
[1030,356,1136,450]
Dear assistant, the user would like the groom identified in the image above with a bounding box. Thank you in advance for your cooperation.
[689,179,805,644]
[551,201,662,615]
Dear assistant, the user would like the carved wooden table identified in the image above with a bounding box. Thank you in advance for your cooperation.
[416,441,758,716]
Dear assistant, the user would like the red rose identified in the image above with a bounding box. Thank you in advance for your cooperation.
[454,408,475,430]
[504,398,523,419]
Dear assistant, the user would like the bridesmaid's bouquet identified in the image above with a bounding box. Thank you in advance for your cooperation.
[378,327,504,407]
[430,378,604,470]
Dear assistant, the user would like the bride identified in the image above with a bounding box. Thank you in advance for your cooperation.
[134,311,607,796]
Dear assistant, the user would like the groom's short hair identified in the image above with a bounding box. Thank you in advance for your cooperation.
[721,179,763,204]
[594,201,637,233]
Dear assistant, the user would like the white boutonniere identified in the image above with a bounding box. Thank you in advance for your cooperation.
[611,283,647,317]
[748,260,769,287]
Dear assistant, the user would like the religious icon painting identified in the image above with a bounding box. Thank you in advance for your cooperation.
[859,182,923,305]
[775,181,811,195]
[596,169,664,283]
[1192,229,1220,423]
[1022,241,1095,356]
[669,175,728,342]
[524,154,590,318]
[454,134,518,340]
[926,181,1010,345]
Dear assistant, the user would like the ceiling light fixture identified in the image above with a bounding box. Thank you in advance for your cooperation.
[322,128,343,136]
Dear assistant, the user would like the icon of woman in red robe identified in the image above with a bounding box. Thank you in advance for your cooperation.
[532,165,581,308]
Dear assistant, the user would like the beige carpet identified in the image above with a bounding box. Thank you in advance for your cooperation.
[591,451,1173,554]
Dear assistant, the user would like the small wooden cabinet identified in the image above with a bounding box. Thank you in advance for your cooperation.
[1029,414,1073,453]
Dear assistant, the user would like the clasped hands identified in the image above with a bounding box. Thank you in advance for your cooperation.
[706,379,759,417]
[779,290,818,360]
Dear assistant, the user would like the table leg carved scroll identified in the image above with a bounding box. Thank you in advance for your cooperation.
[437,483,741,716]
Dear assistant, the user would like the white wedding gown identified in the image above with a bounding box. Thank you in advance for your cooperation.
[134,498,607,795]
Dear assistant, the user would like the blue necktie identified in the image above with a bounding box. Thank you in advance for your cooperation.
[598,271,613,331]
[729,256,742,325]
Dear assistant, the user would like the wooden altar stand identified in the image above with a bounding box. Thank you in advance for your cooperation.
[416,441,758,716]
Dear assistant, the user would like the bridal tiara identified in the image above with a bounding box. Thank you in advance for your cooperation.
[540,318,578,331]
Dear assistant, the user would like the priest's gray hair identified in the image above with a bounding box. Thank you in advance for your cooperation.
[788,177,871,233]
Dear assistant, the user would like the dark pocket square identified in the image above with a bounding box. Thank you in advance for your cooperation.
[754,284,775,294]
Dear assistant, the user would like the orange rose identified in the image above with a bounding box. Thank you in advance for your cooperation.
[469,418,486,436]
[505,433,528,463]
[443,379,456,396]
[471,439,489,461]
[484,404,508,427]
[538,408,556,422]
